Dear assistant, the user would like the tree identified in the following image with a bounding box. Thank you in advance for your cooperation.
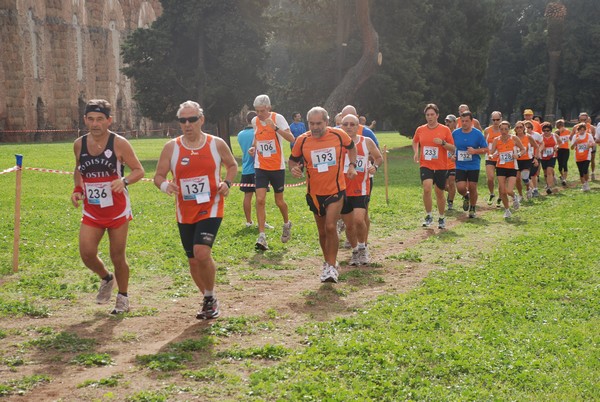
[122,0,269,144]
[543,2,567,121]
[323,0,380,114]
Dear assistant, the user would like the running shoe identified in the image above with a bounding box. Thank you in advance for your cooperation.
[336,219,346,235]
[546,187,552,195]
[422,215,433,227]
[583,182,591,192]
[265,222,275,230]
[513,196,520,210]
[96,274,115,304]
[526,188,533,200]
[196,296,220,320]
[111,294,130,314]
[343,240,352,249]
[320,263,339,283]
[496,197,502,208]
[358,247,370,265]
[255,233,269,251]
[503,209,512,219]
[245,221,253,228]
[487,194,495,205]
[561,179,567,186]
[438,217,446,230]
[447,201,454,211]
[532,188,540,197]
[468,206,476,219]
[281,221,292,243]
[349,250,360,266]
[462,193,470,211]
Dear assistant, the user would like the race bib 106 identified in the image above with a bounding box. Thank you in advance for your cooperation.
[257,140,276,157]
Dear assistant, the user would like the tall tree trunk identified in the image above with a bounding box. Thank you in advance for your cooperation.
[324,0,380,116]
[543,2,567,121]
[217,117,231,149]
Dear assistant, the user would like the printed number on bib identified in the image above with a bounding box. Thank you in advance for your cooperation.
[543,148,554,157]
[457,150,472,162]
[423,146,439,161]
[577,143,589,153]
[257,140,276,157]
[181,176,211,204]
[560,136,569,144]
[344,154,367,173]
[86,182,113,208]
[498,151,513,165]
[311,147,336,172]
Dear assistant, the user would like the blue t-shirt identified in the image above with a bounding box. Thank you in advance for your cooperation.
[361,126,380,148]
[452,128,488,170]
[237,126,255,175]
[289,121,307,149]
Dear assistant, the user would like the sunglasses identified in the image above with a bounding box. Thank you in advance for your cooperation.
[342,122,357,127]
[178,116,200,124]
[542,129,551,132]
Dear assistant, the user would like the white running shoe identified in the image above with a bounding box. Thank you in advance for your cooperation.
[245,221,253,228]
[343,240,352,249]
[96,275,115,304]
[513,196,520,210]
[255,233,268,251]
[265,222,274,230]
[281,221,292,243]
[111,293,130,314]
[358,247,370,265]
[349,250,360,266]
[503,209,512,219]
[320,263,339,283]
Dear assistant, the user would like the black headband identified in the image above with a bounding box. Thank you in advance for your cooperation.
[84,105,110,118]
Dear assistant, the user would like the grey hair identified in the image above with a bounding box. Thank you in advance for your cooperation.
[176,100,204,118]
[307,106,329,123]
[253,94,271,108]
[342,114,359,123]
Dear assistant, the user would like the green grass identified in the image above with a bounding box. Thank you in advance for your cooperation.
[71,352,113,367]
[1,136,599,400]
[77,374,123,388]
[248,190,600,400]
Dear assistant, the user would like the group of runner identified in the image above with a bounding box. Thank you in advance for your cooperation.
[413,105,599,226]
[71,96,382,320]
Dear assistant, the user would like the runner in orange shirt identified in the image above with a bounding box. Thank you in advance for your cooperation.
[484,111,503,207]
[514,121,540,200]
[490,121,526,218]
[444,114,458,210]
[154,101,238,320]
[555,119,572,186]
[540,121,560,195]
[289,107,357,283]
[578,112,597,179]
[248,94,295,251]
[523,109,542,134]
[570,123,595,191]
[413,103,456,229]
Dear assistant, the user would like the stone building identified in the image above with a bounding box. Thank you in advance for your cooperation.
[0,0,162,141]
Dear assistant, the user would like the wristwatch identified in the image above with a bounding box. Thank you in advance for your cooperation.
[122,178,129,187]
[224,180,232,188]
[274,126,279,132]
[441,140,446,146]
[348,162,357,168]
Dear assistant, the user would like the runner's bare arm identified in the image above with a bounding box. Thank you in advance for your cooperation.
[412,141,420,163]
[216,138,238,196]
[71,139,84,207]
[366,138,384,174]
[113,136,145,193]
[154,140,179,195]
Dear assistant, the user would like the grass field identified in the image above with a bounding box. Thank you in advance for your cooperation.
[0,132,599,400]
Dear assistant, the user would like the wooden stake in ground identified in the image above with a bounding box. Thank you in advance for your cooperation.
[383,145,389,205]
[12,154,23,272]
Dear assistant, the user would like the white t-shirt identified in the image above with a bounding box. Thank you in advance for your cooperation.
[252,113,290,132]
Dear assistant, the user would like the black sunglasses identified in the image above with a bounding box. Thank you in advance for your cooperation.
[178,116,200,124]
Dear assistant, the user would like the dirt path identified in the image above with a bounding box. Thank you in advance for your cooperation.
[2,202,521,401]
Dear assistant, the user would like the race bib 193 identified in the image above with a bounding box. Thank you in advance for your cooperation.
[311,147,336,172]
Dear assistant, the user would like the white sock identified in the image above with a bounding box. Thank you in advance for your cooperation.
[204,290,214,298]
